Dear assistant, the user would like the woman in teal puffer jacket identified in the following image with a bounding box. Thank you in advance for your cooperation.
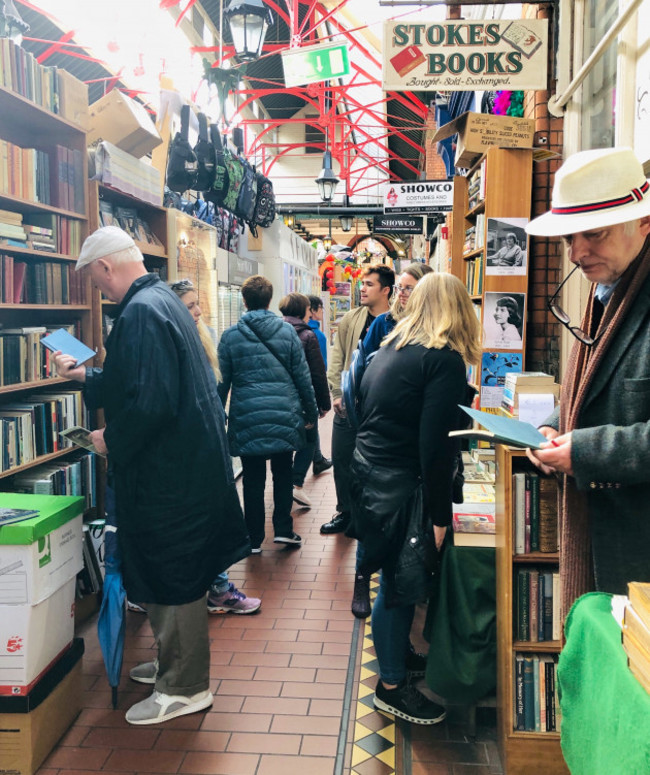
[217,275,318,553]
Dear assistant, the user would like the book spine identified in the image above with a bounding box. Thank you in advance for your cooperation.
[524,472,531,554]
[518,569,530,641]
[523,656,535,731]
[529,570,539,643]
[529,471,540,552]
[538,572,545,641]
[515,654,525,730]
[532,654,540,732]
[514,472,526,554]
[543,571,554,641]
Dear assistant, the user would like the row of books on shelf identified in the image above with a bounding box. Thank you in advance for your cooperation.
[9,449,96,510]
[0,139,84,213]
[0,389,89,472]
[78,522,103,596]
[1,255,86,305]
[0,37,59,113]
[467,158,487,210]
[465,254,484,296]
[0,322,83,385]
[514,653,560,732]
[513,470,558,554]
[515,568,561,642]
[99,201,163,247]
[623,581,650,696]
[0,210,83,256]
[463,214,485,254]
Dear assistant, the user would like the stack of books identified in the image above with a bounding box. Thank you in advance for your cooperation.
[623,582,650,695]
[0,209,27,247]
[452,481,496,547]
[501,372,560,418]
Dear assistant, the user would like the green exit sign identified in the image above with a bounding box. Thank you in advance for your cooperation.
[282,43,350,88]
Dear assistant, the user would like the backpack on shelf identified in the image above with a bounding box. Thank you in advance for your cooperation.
[193,112,216,192]
[166,104,198,193]
[205,124,229,207]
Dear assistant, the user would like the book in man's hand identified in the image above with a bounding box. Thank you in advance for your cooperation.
[60,426,106,457]
[449,406,548,450]
[40,328,96,366]
[0,508,40,527]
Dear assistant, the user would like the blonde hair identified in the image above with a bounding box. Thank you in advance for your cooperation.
[197,318,221,380]
[390,262,434,321]
[383,272,482,366]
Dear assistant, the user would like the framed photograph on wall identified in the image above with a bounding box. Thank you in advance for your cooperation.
[483,291,526,350]
[480,352,523,409]
[485,217,529,276]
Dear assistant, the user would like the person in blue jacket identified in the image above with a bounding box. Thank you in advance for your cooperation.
[217,275,318,552]
[307,294,332,475]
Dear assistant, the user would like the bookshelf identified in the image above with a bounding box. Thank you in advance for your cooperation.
[0,81,98,515]
[451,148,533,404]
[495,446,569,775]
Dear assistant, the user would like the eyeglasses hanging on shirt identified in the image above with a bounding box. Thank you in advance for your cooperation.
[547,264,605,347]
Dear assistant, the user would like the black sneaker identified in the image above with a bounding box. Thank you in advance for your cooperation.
[374,679,446,725]
[351,573,371,619]
[405,648,428,679]
[313,457,333,475]
[274,532,302,546]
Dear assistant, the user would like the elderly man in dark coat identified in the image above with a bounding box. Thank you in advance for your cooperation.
[526,147,650,623]
[53,225,250,726]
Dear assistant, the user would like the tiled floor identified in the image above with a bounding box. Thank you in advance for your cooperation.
[39,415,502,775]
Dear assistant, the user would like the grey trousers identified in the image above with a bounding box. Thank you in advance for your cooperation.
[147,595,210,696]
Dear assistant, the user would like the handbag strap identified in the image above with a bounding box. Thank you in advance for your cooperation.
[197,112,209,143]
[180,104,191,141]
[241,318,302,396]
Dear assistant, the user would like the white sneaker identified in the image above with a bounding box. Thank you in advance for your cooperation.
[292,486,312,508]
[125,689,213,725]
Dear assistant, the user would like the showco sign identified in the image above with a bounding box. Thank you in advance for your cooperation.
[383,181,454,215]
[373,215,424,234]
[382,19,548,91]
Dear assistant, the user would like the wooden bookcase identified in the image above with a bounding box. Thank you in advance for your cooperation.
[0,84,95,507]
[495,445,569,775]
[451,147,533,400]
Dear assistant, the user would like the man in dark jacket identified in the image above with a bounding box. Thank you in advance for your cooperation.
[218,276,318,552]
[53,226,250,726]
[279,292,331,507]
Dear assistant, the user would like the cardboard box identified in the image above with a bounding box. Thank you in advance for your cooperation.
[87,89,162,158]
[0,493,84,605]
[57,69,90,130]
[432,111,535,168]
[0,638,83,775]
[0,577,75,690]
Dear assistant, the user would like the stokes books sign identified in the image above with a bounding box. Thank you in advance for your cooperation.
[383,19,548,91]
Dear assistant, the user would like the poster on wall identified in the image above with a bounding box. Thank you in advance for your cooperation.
[383,19,548,91]
[483,291,526,350]
[480,351,523,409]
[485,218,529,276]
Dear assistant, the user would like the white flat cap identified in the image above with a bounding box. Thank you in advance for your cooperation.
[76,225,136,270]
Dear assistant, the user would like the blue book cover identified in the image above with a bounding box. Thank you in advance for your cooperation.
[452,406,548,449]
[40,328,96,366]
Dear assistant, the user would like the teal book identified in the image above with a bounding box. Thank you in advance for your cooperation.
[451,407,548,449]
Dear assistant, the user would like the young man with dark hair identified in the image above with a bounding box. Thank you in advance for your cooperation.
[321,264,395,536]
[241,274,273,310]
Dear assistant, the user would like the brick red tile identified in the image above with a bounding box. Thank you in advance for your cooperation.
[217,679,282,696]
[180,752,259,774]
[227,732,301,754]
[300,735,338,756]
[254,666,316,682]
[290,653,347,669]
[202,712,272,733]
[280,682,344,700]
[264,641,323,655]
[209,665,256,680]
[271,714,340,735]
[256,754,335,775]
[82,728,159,749]
[309,698,345,716]
[155,729,230,751]
[241,695,309,714]
[242,628,299,641]
[43,747,111,770]
[104,749,185,772]
[231,652,291,667]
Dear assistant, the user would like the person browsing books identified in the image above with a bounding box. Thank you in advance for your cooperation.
[168,278,261,616]
[52,225,250,726]
[525,147,650,623]
[349,272,482,725]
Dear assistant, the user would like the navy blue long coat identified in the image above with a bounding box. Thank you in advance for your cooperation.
[84,274,250,605]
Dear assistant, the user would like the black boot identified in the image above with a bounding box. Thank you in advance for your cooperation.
[351,573,371,618]
[320,511,350,534]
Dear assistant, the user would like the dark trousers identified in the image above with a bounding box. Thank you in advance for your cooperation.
[241,451,294,547]
[332,414,357,515]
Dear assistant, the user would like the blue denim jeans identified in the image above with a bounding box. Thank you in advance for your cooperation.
[371,570,416,685]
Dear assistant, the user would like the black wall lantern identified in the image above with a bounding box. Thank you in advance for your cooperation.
[225,0,273,63]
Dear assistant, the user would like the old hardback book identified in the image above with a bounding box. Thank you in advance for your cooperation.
[538,476,558,552]
[628,582,650,632]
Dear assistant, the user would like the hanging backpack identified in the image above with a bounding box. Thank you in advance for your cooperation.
[253,170,276,229]
[166,104,198,193]
[222,143,245,212]
[193,112,216,192]
[204,124,229,207]
[235,157,258,223]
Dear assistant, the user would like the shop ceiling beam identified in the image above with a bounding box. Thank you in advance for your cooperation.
[548,0,644,116]
[277,204,384,216]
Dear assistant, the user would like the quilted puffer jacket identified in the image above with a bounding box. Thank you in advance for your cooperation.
[217,309,318,457]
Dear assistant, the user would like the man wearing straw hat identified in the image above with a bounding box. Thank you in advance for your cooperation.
[53,225,250,725]
[526,147,650,622]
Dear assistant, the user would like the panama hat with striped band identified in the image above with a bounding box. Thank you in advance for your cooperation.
[526,147,650,237]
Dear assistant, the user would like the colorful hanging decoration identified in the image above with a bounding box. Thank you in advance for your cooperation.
[317,252,362,294]
[492,90,525,118]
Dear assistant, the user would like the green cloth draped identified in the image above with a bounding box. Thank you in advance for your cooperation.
[558,592,650,774]
[423,546,496,704]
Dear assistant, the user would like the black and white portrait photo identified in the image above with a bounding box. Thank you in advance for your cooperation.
[483,292,526,350]
[485,218,529,276]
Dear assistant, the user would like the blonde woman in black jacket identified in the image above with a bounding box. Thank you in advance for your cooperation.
[350,272,482,726]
